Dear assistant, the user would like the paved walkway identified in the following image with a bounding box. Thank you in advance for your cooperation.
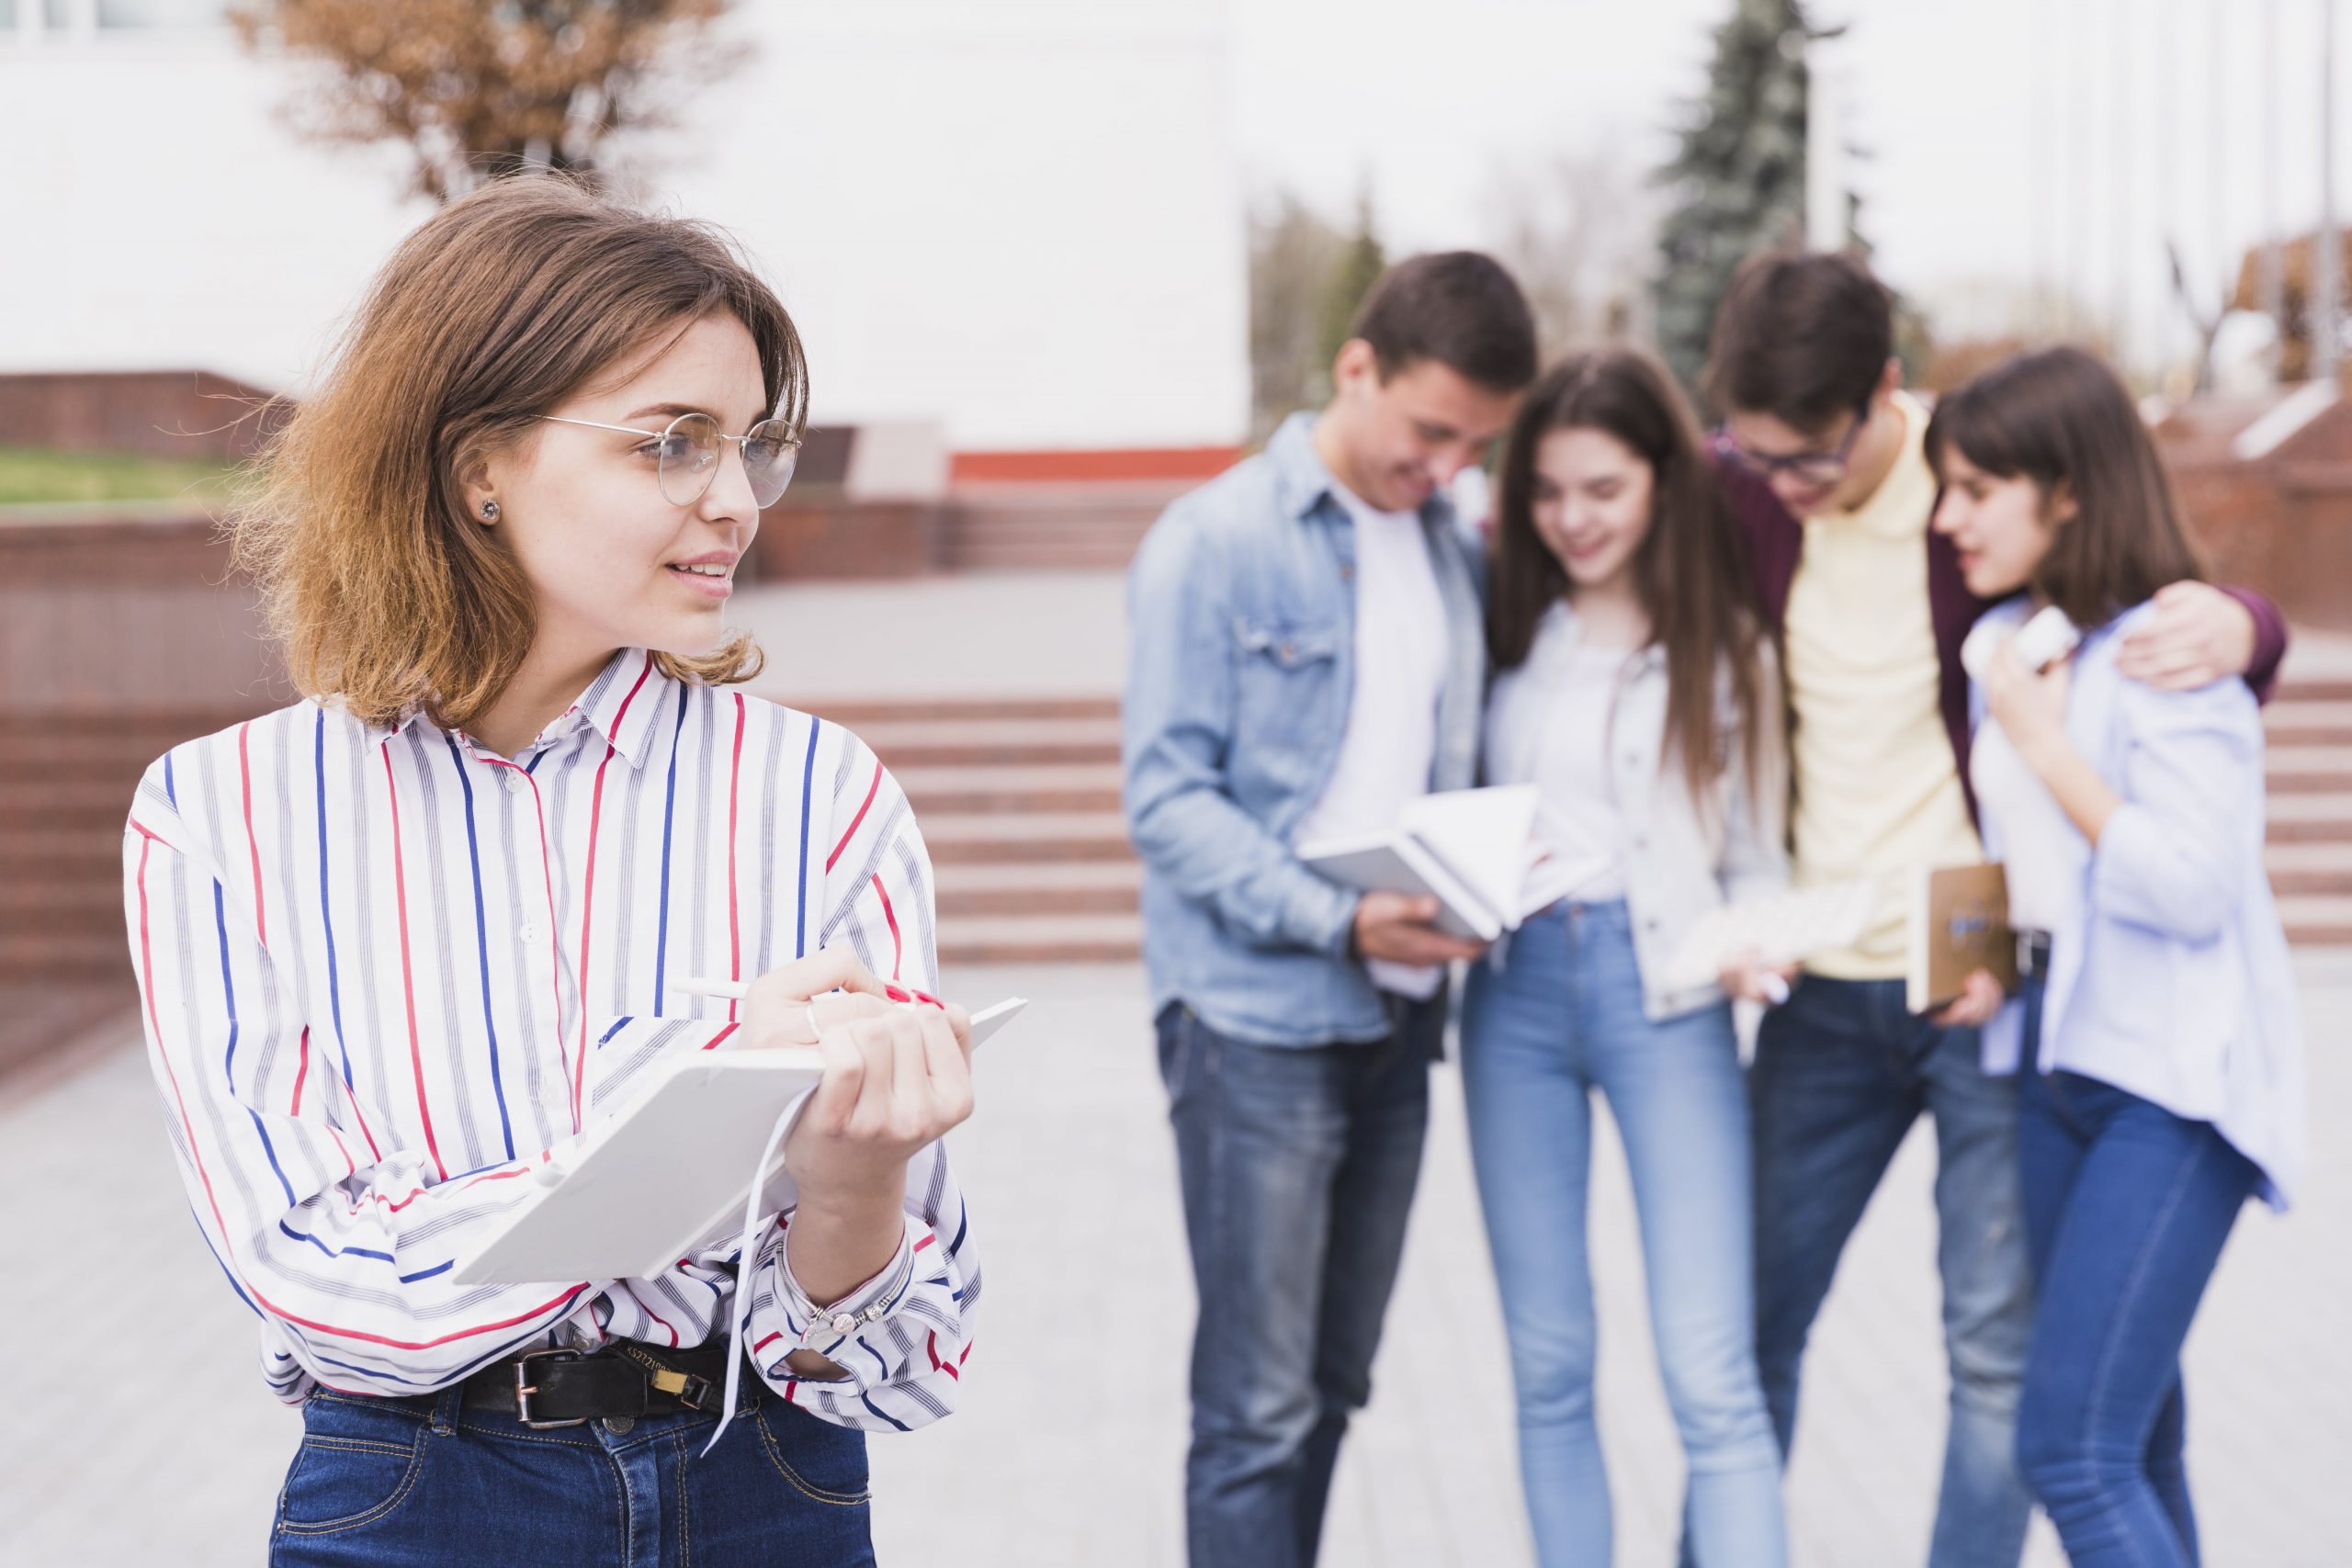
[5,956,2346,1566]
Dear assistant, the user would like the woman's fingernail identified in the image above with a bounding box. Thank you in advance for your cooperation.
[911,987,944,1008]
[885,985,911,1003]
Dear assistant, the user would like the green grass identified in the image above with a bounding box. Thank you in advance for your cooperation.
[0,445,238,506]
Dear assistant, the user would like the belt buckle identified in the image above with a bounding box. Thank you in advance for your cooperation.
[514,1348,589,1429]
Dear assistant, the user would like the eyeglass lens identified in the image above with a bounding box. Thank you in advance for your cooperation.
[656,413,800,510]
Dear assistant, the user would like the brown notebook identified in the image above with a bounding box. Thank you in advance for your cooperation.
[1906,863,2017,1014]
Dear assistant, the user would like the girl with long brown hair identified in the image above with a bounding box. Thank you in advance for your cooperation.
[124,175,978,1566]
[1464,347,1789,1567]
[1928,345,2303,1567]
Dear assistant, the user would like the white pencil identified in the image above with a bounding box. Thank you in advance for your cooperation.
[673,976,750,1001]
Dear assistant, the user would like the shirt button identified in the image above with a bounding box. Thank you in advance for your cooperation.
[603,1416,634,1435]
[518,923,541,943]
[503,772,525,795]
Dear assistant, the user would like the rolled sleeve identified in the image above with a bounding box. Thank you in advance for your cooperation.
[741,1141,976,1433]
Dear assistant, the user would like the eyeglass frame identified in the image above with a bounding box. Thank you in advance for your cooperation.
[1714,392,1878,486]
[536,411,805,509]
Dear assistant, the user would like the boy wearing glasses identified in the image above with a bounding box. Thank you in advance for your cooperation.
[1700,249,2287,1568]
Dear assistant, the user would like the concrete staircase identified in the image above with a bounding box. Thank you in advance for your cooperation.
[2264,674,2352,944]
[806,697,1141,965]
[937,479,1182,572]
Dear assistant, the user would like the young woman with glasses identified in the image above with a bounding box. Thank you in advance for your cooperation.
[1928,346,2303,1568]
[1469,347,1791,1568]
[123,176,978,1567]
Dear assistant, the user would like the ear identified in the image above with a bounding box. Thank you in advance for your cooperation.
[1875,356,1904,402]
[454,441,500,526]
[2045,479,2080,527]
[1331,337,1379,396]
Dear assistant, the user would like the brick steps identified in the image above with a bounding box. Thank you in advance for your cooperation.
[936,482,1173,573]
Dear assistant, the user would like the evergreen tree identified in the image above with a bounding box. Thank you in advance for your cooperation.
[1652,0,1841,399]
[1317,190,1390,374]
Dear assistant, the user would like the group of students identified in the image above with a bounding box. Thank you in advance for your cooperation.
[1121,249,2307,1568]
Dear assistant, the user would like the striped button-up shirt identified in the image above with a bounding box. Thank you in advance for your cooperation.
[121,649,978,1433]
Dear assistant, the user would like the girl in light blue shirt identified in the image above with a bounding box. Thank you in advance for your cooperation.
[1927,345,2304,1568]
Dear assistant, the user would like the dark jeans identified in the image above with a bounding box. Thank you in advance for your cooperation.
[1157,995,1438,1568]
[2016,1051,2258,1567]
[269,1375,873,1566]
[1745,975,2036,1568]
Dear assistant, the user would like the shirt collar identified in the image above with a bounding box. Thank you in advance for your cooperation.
[362,648,669,770]
[1267,410,1459,531]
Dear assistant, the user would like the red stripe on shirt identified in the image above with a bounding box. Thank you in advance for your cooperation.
[290,1025,310,1116]
[874,873,902,980]
[826,758,884,872]
[382,747,447,1182]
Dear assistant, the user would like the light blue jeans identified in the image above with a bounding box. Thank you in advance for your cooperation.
[1462,901,1786,1568]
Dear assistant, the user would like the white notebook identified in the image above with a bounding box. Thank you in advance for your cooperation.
[1300,786,1595,942]
[453,998,1025,1286]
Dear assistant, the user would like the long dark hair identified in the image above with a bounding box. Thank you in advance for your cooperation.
[1488,347,1768,802]
[1924,345,2204,627]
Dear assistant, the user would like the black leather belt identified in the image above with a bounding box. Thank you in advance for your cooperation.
[465,1342,737,1429]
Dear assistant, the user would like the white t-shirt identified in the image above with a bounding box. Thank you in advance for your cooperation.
[1292,481,1452,998]
[1486,616,1634,904]
[1970,712,2086,936]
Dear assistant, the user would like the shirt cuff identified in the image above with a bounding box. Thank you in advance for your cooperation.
[770,1213,922,1358]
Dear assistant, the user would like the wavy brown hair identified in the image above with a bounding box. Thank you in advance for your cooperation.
[1488,347,1771,806]
[232,175,807,731]
[1924,344,2203,627]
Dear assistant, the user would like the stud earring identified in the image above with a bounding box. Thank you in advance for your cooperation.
[480,501,500,523]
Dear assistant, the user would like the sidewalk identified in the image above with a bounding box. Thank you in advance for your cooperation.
[6,956,2346,1566]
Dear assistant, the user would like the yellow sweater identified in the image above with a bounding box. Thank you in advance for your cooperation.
[1783,391,1984,979]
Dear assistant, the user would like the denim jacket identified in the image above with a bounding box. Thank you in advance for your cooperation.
[1973,596,2305,1209]
[1122,412,1487,1047]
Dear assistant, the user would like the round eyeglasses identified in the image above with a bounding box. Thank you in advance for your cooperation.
[1715,395,1875,488]
[537,411,803,509]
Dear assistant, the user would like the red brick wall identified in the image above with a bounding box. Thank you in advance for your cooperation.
[0,371,287,461]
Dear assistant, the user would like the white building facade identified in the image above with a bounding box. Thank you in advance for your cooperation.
[0,0,1250,455]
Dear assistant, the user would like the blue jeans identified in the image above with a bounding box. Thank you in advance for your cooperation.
[1747,974,2035,1568]
[269,1374,873,1566]
[1464,903,1785,1568]
[1157,992,1438,1568]
[2016,1050,2258,1567]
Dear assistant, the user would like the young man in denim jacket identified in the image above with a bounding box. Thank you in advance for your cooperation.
[1123,254,1536,1568]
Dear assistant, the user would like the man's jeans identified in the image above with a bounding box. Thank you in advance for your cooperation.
[1748,975,2035,1568]
[2016,1044,2258,1567]
[1157,996,1437,1568]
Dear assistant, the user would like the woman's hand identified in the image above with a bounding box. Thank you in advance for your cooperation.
[784,999,975,1205]
[739,947,897,1051]
[1932,967,2007,1028]
[1718,950,1798,1005]
[1984,639,2072,761]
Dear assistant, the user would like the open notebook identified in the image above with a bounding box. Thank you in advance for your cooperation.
[1300,785,1603,942]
